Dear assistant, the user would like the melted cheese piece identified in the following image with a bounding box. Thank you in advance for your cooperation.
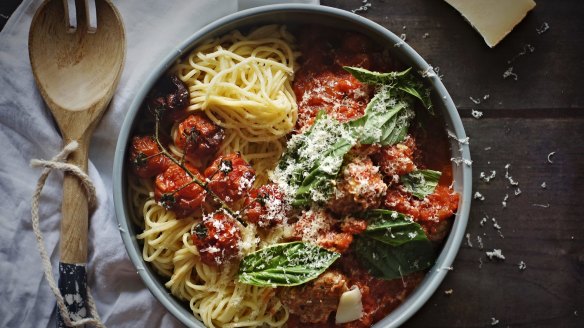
[444,0,536,47]
[335,287,363,324]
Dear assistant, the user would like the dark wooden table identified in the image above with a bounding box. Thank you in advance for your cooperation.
[3,0,582,327]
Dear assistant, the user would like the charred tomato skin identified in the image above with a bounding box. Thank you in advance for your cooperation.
[191,211,242,267]
[204,153,256,204]
[174,113,225,162]
[154,163,206,218]
[242,184,288,228]
[129,135,172,179]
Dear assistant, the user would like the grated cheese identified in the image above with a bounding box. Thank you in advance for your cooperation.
[471,109,483,119]
[502,194,509,208]
[541,182,547,189]
[466,233,473,248]
[536,22,550,35]
[473,191,485,201]
[486,249,505,261]
[518,261,527,271]
[503,66,518,80]
[547,151,556,164]
[480,170,496,183]
[491,317,500,326]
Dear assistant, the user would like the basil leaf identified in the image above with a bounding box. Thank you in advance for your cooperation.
[343,66,412,85]
[363,209,427,247]
[238,242,341,287]
[349,85,414,146]
[401,169,442,199]
[274,112,356,206]
[354,236,435,280]
[344,66,432,110]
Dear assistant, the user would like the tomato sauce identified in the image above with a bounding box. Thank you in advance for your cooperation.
[293,27,395,131]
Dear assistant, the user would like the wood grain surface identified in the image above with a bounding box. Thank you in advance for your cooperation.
[3,0,582,327]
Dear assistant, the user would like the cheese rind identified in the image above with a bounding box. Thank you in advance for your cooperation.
[444,0,536,47]
[335,286,363,324]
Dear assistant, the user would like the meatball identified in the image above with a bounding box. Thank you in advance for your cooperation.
[242,184,289,228]
[191,211,242,267]
[129,135,172,178]
[327,155,387,215]
[148,75,189,121]
[204,153,255,204]
[154,163,206,217]
[291,209,353,253]
[280,270,349,324]
[372,135,417,184]
[384,184,459,238]
[174,113,225,162]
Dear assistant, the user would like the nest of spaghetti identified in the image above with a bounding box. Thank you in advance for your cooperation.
[127,25,459,328]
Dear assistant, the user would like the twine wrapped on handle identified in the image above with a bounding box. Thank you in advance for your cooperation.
[30,141,106,328]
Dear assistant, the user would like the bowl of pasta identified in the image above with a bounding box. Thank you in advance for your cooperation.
[113,4,471,328]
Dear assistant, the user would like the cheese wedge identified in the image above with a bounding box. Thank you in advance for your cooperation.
[444,0,536,47]
[335,287,363,324]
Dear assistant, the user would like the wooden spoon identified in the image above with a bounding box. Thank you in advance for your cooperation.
[28,0,124,324]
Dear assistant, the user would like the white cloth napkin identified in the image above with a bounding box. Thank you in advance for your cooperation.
[0,0,317,327]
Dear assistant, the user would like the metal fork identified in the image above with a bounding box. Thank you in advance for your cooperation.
[63,0,97,33]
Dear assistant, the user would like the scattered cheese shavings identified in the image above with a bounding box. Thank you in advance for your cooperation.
[491,317,500,326]
[503,66,518,80]
[536,22,550,35]
[444,289,453,295]
[502,194,509,208]
[514,188,522,196]
[400,33,407,41]
[470,96,481,104]
[486,249,505,260]
[479,257,483,269]
[547,151,556,163]
[504,164,519,186]
[484,146,492,151]
[422,32,430,39]
[492,217,501,230]
[532,203,550,208]
[518,261,527,270]
[477,236,484,249]
[480,217,487,226]
[447,130,470,144]
[0,14,9,19]
[507,43,535,64]
[474,191,485,201]
[541,182,547,189]
[471,109,484,119]
[351,0,372,13]
[480,170,496,183]
[466,233,473,247]
[451,157,473,166]
[420,66,437,78]
[483,94,490,100]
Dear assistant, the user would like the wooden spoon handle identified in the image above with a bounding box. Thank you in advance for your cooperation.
[60,138,89,263]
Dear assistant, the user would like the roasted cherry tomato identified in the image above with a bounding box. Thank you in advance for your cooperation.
[242,184,288,228]
[155,163,206,217]
[129,135,172,178]
[174,113,224,162]
[204,153,255,204]
[191,211,241,267]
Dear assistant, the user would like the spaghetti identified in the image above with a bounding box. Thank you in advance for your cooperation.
[173,25,298,182]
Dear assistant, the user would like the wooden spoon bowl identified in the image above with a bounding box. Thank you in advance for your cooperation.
[28,0,124,324]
